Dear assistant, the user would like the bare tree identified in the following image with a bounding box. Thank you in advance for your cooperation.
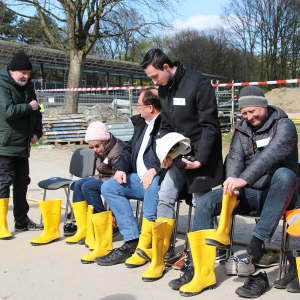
[5,0,178,113]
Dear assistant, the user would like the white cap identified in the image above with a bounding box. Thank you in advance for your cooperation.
[156,132,191,167]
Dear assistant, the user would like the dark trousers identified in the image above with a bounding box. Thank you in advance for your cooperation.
[0,155,30,223]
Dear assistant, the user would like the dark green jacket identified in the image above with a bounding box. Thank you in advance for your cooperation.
[0,66,43,157]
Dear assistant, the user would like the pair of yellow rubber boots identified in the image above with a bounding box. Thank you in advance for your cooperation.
[30,199,61,245]
[0,198,12,240]
[179,191,237,296]
[125,216,175,281]
[64,201,113,263]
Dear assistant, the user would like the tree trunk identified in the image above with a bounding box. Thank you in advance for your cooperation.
[62,49,86,113]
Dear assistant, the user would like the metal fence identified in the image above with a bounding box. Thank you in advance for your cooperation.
[37,86,240,133]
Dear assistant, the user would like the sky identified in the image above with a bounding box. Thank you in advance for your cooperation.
[172,0,225,31]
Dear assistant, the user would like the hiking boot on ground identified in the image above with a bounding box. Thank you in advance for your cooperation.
[168,266,194,290]
[171,252,189,270]
[63,222,77,236]
[235,272,270,298]
[15,219,44,231]
[286,276,300,293]
[94,241,138,266]
[274,250,299,289]
[164,251,188,267]
[180,260,190,272]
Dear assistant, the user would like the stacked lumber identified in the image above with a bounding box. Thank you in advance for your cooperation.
[42,114,87,144]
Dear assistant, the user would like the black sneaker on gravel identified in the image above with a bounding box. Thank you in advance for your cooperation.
[94,242,138,266]
[235,271,270,298]
[63,222,77,236]
[15,219,44,231]
[168,266,194,290]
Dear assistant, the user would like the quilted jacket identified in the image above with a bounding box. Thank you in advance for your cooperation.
[226,105,299,190]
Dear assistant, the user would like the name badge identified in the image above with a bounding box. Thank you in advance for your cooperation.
[256,138,270,148]
[173,98,186,106]
[103,158,109,164]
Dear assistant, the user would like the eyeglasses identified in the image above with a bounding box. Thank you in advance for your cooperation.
[89,142,107,149]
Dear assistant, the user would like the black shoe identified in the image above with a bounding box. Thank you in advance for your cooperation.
[235,272,270,298]
[168,266,194,290]
[113,226,120,238]
[15,219,44,232]
[77,238,86,245]
[165,245,175,259]
[180,259,190,272]
[216,248,227,262]
[63,223,77,236]
[286,276,300,293]
[94,241,138,266]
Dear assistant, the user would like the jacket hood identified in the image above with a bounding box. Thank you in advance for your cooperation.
[237,105,288,134]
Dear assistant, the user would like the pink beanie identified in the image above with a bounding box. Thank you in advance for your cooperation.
[85,121,110,142]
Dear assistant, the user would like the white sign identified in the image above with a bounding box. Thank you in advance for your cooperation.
[48,97,55,103]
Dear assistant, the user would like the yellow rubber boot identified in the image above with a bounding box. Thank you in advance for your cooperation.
[81,211,113,264]
[0,198,12,240]
[30,200,61,245]
[84,205,96,250]
[125,218,154,268]
[179,229,217,296]
[137,217,175,262]
[142,220,168,281]
[205,190,236,249]
[65,201,88,244]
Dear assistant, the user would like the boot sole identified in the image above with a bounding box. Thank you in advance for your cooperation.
[81,260,95,264]
[15,228,44,232]
[142,270,166,282]
[31,238,60,246]
[235,286,270,298]
[95,258,128,266]
[179,284,216,297]
[205,239,230,250]
[0,236,13,240]
[125,261,148,268]
[66,241,79,245]
[136,248,151,262]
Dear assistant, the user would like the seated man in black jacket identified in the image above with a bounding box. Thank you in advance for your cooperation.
[98,87,162,266]
[169,86,299,296]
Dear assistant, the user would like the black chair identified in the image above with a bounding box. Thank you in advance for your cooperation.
[38,147,96,224]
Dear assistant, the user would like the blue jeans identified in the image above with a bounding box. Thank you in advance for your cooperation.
[73,177,105,213]
[193,168,299,243]
[101,173,160,242]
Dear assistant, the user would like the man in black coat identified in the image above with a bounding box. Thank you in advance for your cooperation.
[99,88,162,267]
[141,49,224,221]
[0,51,43,241]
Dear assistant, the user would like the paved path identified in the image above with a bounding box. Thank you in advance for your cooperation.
[0,156,298,300]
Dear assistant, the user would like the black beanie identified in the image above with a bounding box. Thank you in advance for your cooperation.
[9,51,32,71]
[238,86,268,110]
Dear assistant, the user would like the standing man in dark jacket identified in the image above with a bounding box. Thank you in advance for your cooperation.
[0,51,43,240]
[169,86,299,296]
[99,87,162,267]
[137,49,224,266]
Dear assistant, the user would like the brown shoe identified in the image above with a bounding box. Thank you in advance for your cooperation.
[172,252,189,270]
[164,251,188,267]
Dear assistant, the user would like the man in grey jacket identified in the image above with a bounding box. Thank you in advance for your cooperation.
[169,85,299,290]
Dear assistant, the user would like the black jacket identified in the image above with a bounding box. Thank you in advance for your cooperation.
[226,106,299,190]
[114,114,163,176]
[0,66,42,157]
[158,61,224,193]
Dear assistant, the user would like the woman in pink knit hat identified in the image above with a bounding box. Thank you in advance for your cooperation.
[64,121,126,240]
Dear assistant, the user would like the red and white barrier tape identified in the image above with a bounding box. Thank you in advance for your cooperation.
[212,78,300,87]
[37,86,148,92]
[36,78,300,92]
